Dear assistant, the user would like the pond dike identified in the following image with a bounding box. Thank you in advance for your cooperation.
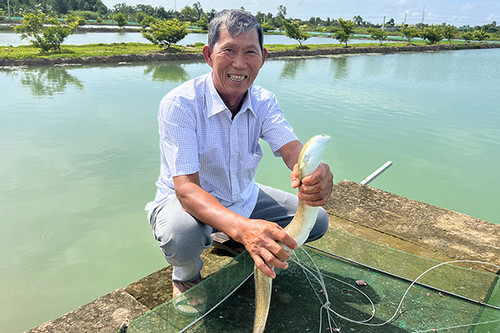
[26,180,500,333]
[2,42,500,67]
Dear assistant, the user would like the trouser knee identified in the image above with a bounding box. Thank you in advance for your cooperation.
[307,208,329,242]
[149,198,213,281]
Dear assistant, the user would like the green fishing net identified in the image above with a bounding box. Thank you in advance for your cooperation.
[125,228,499,333]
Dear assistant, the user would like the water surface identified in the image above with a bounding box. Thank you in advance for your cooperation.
[0,48,499,332]
[0,30,390,47]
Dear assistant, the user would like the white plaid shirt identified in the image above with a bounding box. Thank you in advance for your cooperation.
[145,72,297,218]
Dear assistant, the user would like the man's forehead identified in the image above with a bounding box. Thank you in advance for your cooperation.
[217,25,260,45]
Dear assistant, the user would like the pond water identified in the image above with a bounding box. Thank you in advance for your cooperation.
[0,30,389,47]
[0,48,499,332]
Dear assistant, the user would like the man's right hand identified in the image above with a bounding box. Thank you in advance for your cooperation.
[173,174,297,279]
[233,220,297,279]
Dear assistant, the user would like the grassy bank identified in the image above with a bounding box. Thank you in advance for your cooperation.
[0,42,194,59]
[1,40,498,66]
[0,40,467,60]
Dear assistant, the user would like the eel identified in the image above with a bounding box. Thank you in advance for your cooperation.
[252,134,331,333]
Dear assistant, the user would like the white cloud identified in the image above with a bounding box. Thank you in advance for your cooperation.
[461,2,474,11]
[486,13,498,22]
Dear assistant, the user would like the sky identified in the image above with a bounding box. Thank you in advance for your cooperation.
[100,0,499,26]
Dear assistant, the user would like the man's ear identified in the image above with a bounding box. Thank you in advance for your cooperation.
[261,47,268,67]
[203,45,213,67]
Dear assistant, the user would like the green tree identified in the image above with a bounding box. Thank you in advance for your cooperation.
[401,24,418,45]
[333,17,354,47]
[14,13,80,52]
[261,22,272,32]
[179,5,197,21]
[195,17,208,30]
[282,19,311,47]
[112,12,128,28]
[353,15,363,26]
[368,27,387,45]
[473,29,490,42]
[192,1,203,21]
[277,5,286,19]
[141,15,156,29]
[461,31,474,43]
[442,24,458,44]
[421,24,443,44]
[141,18,188,49]
[274,5,286,29]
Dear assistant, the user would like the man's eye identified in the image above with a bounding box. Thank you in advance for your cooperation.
[224,48,233,53]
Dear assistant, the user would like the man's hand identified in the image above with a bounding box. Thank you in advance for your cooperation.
[291,162,333,206]
[233,220,297,279]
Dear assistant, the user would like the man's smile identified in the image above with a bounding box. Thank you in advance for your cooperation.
[228,74,247,82]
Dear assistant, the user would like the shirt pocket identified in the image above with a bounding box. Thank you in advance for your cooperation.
[240,144,263,182]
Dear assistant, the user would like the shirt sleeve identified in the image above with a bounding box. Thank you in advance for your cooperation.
[158,94,200,177]
[259,93,298,157]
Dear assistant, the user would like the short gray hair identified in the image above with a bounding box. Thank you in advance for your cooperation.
[208,9,264,52]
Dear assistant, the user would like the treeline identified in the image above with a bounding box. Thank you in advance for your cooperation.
[1,0,498,38]
[0,0,107,16]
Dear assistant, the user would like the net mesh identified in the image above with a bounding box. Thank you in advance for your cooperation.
[125,228,499,333]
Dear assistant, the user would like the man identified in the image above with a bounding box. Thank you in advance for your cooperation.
[145,9,333,309]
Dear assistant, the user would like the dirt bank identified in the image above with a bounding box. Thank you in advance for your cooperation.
[1,42,499,67]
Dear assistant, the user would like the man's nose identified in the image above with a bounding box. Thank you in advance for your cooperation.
[232,52,247,69]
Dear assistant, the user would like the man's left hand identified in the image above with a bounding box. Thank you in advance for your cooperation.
[291,162,333,206]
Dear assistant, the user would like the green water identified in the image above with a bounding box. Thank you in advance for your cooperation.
[0,49,499,332]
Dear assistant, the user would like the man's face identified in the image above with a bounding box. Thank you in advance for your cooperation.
[203,26,267,106]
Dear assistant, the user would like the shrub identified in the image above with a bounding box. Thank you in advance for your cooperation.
[14,13,80,52]
[141,18,188,49]
[421,25,443,44]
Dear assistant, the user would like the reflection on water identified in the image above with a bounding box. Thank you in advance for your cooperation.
[2,67,84,97]
[330,56,349,79]
[144,62,190,82]
[279,58,307,79]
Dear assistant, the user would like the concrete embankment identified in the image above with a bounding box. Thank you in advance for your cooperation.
[26,180,500,333]
[2,42,500,67]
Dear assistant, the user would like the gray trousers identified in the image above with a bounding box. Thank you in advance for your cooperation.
[149,184,329,282]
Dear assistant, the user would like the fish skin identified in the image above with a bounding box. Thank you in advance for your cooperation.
[252,135,331,333]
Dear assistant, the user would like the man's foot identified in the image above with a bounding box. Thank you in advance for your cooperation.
[172,275,207,314]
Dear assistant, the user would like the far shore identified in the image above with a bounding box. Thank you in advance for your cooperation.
[1,42,499,67]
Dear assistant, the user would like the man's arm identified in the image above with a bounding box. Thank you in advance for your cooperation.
[278,140,334,206]
[173,173,297,279]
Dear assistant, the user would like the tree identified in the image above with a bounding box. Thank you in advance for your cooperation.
[368,27,387,45]
[461,31,474,43]
[274,4,286,29]
[442,24,458,44]
[282,19,311,47]
[179,5,197,21]
[141,18,188,49]
[333,18,354,47]
[195,17,208,30]
[401,24,418,45]
[277,5,286,19]
[112,12,128,28]
[473,29,490,42]
[261,22,272,32]
[353,15,363,26]
[421,24,443,44]
[192,1,203,21]
[141,15,156,29]
[14,13,80,52]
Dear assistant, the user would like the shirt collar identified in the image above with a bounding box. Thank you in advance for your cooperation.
[205,72,256,118]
